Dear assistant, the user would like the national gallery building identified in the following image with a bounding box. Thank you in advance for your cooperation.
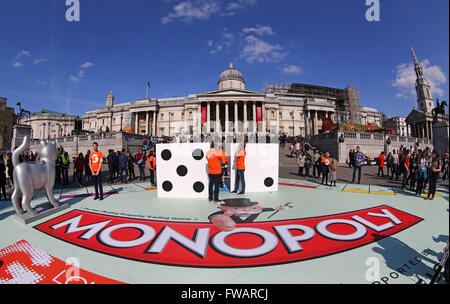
[82,63,385,138]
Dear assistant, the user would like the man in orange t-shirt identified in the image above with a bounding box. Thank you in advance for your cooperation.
[231,143,246,194]
[206,142,225,202]
[148,151,156,186]
[219,148,229,188]
[89,142,104,200]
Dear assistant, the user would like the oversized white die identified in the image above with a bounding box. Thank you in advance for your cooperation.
[156,143,210,198]
[229,143,279,193]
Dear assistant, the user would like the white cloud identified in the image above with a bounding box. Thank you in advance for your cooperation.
[80,62,94,68]
[393,59,447,98]
[33,58,48,64]
[35,80,47,86]
[242,25,275,36]
[16,50,31,59]
[162,0,257,23]
[283,65,302,74]
[161,0,221,24]
[12,62,23,68]
[69,75,80,83]
[240,35,287,63]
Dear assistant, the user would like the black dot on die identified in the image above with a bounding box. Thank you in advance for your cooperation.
[162,181,173,192]
[192,149,204,160]
[193,182,205,193]
[264,177,274,187]
[177,165,188,177]
[161,149,172,161]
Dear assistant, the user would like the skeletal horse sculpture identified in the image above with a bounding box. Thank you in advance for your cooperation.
[11,136,60,216]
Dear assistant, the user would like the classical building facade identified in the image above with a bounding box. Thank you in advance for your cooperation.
[82,63,385,138]
[384,116,412,137]
[19,109,80,140]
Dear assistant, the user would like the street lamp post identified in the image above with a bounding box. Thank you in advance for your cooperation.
[291,111,295,138]
[120,107,124,132]
[168,112,173,137]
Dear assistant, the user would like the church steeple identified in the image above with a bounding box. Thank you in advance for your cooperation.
[409,42,433,113]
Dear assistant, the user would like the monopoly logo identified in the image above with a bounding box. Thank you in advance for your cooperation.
[34,206,423,268]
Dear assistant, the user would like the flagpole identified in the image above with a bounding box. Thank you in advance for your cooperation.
[146,82,149,99]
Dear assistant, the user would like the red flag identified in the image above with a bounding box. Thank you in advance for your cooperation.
[257,106,262,123]
[202,107,207,124]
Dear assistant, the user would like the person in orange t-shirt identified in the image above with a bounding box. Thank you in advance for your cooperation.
[206,142,225,202]
[219,149,229,188]
[231,143,246,194]
[89,142,104,200]
[148,151,156,186]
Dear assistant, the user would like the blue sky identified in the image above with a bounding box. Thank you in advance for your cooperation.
[1,0,448,119]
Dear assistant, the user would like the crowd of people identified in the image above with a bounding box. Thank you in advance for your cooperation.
[374,147,449,200]
[289,138,341,187]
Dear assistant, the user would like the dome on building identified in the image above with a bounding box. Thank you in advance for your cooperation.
[218,62,245,90]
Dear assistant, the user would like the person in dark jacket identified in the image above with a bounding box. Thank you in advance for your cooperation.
[6,152,14,187]
[107,150,116,184]
[84,150,93,185]
[74,153,84,187]
[0,154,8,200]
[118,150,128,183]
[126,152,136,181]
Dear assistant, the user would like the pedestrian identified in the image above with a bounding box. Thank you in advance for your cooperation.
[127,152,136,181]
[320,152,330,186]
[415,151,427,197]
[390,150,399,180]
[297,151,305,177]
[423,148,432,191]
[114,151,120,180]
[352,146,364,184]
[295,141,301,158]
[107,150,116,184]
[231,143,246,195]
[61,151,70,185]
[74,153,84,187]
[348,149,354,168]
[84,150,93,185]
[0,154,8,200]
[136,149,147,181]
[118,149,128,183]
[6,152,13,187]
[313,149,320,178]
[377,151,385,177]
[304,152,312,179]
[409,152,418,191]
[386,152,393,177]
[442,152,449,183]
[426,151,442,201]
[206,141,225,202]
[89,142,104,201]
[401,149,410,190]
[148,150,156,186]
[329,157,338,187]
[219,146,229,188]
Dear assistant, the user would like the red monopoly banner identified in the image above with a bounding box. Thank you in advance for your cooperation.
[0,240,124,284]
[34,206,423,268]
[202,107,207,124]
[257,106,262,124]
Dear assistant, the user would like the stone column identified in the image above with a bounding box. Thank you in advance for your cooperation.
[207,102,211,133]
[234,101,238,133]
[135,113,139,134]
[428,121,433,140]
[48,123,51,139]
[266,108,271,133]
[225,102,229,134]
[243,101,248,133]
[145,112,149,135]
[42,123,46,139]
[276,108,280,135]
[314,111,318,135]
[252,102,257,133]
[184,109,188,135]
[216,102,220,134]
[153,111,157,136]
